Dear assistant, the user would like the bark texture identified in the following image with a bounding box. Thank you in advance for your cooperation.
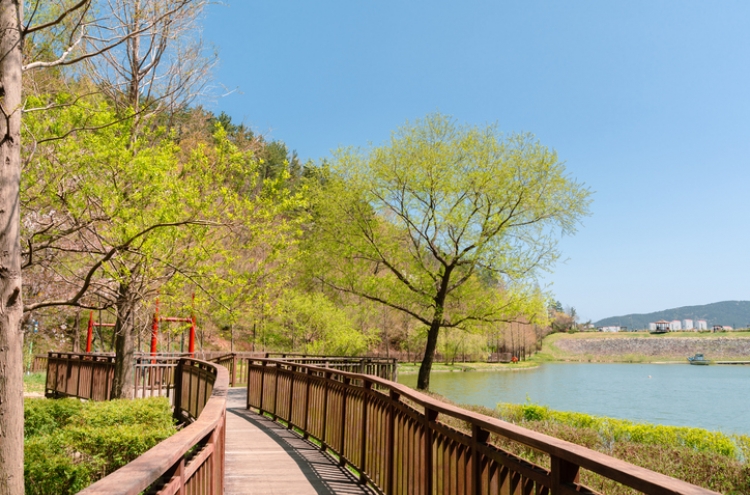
[0,2,25,493]
[112,283,136,399]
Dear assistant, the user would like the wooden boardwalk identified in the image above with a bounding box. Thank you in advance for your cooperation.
[224,388,377,495]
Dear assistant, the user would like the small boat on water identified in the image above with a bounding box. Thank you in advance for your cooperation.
[687,353,711,365]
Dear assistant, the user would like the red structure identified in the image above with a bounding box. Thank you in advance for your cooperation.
[85,311,116,353]
[150,299,160,357]
[149,296,197,357]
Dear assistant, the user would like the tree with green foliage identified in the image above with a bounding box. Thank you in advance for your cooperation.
[0,1,212,488]
[309,113,591,390]
[21,96,302,396]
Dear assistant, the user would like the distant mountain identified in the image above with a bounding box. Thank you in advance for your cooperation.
[594,301,750,330]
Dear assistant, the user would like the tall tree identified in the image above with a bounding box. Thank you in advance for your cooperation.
[0,1,212,485]
[309,114,591,390]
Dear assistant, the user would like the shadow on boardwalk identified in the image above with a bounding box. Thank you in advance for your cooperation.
[225,388,377,495]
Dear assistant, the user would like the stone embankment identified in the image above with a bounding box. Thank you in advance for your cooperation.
[554,336,750,360]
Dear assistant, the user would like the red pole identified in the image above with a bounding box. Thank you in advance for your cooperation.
[85,311,94,353]
[189,293,196,357]
[150,299,159,358]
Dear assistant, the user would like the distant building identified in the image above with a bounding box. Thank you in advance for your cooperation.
[648,322,657,331]
[682,319,694,331]
[653,320,670,332]
[599,326,620,332]
[696,320,708,330]
[669,320,682,331]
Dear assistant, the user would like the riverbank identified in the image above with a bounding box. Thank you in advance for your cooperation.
[434,393,750,494]
[535,331,750,363]
[398,361,537,374]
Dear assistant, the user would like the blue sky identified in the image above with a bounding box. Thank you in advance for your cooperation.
[201,1,750,323]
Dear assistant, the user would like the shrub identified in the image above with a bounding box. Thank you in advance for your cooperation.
[24,398,82,437]
[24,397,176,495]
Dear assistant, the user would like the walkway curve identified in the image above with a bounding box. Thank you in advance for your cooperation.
[225,388,377,495]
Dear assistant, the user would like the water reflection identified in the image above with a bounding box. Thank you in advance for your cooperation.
[398,363,750,435]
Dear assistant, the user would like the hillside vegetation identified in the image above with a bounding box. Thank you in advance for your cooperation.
[595,300,750,329]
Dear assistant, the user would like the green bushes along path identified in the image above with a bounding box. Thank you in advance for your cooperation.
[24,397,176,495]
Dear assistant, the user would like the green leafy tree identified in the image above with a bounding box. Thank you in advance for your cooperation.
[309,113,590,389]
[272,290,376,356]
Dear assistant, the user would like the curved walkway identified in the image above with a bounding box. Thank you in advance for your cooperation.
[225,388,377,495]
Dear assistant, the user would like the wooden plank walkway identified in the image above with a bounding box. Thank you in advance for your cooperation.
[224,388,377,495]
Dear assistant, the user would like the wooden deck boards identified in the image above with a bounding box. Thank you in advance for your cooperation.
[224,388,377,495]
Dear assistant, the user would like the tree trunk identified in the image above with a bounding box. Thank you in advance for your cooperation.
[112,282,136,399]
[417,318,441,390]
[0,1,25,493]
[73,310,80,352]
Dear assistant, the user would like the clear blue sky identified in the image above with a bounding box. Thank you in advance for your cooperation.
[201,1,750,323]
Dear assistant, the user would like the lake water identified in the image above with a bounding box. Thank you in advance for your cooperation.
[398,363,750,435]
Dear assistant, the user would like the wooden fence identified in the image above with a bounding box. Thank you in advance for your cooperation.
[46,352,181,401]
[45,352,398,400]
[246,358,717,495]
[46,352,116,401]
[78,359,227,495]
[210,353,398,386]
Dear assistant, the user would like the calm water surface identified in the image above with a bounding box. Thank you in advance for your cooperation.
[398,363,750,435]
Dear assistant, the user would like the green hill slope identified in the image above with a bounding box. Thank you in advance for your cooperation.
[594,300,750,329]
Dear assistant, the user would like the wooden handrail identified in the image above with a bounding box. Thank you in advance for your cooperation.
[246,358,718,495]
[78,358,228,495]
[208,353,398,386]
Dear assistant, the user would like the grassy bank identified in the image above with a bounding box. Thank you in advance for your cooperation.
[416,389,750,494]
[534,331,750,363]
[398,360,537,374]
[24,397,177,495]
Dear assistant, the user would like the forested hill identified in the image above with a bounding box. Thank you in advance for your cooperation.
[594,301,750,329]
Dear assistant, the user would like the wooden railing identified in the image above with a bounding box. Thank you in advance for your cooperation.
[210,353,398,387]
[78,358,227,495]
[31,354,48,372]
[246,358,717,495]
[46,352,182,401]
[46,352,116,400]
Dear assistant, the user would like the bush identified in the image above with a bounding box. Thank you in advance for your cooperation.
[24,398,82,437]
[24,397,177,495]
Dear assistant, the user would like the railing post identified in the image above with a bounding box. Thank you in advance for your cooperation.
[173,360,183,418]
[272,362,280,418]
[424,406,438,495]
[259,361,267,413]
[321,371,331,452]
[339,376,349,465]
[359,379,371,484]
[233,354,238,386]
[286,364,295,428]
[387,389,400,495]
[550,456,580,495]
[303,367,311,439]
[176,456,186,495]
[472,424,490,495]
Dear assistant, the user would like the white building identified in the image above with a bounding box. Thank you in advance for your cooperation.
[696,320,708,330]
[682,319,694,331]
[599,326,620,332]
[669,320,682,331]
[648,322,657,331]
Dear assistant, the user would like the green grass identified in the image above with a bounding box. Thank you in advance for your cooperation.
[398,361,537,374]
[536,331,750,363]
[23,372,46,394]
